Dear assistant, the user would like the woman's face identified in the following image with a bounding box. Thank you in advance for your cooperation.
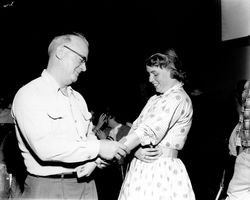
[146,66,172,93]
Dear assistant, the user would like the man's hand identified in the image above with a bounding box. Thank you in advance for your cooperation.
[75,162,97,178]
[95,158,109,169]
[99,140,129,161]
[135,146,162,163]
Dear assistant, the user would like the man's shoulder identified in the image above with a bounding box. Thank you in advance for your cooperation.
[14,77,50,104]
[71,89,87,107]
[17,77,44,93]
[72,89,84,99]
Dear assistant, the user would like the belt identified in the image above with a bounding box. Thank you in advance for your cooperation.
[160,147,178,158]
[28,172,76,179]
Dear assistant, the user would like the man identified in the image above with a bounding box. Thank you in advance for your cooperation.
[11,33,128,199]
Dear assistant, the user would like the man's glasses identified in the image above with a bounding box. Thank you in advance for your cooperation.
[63,45,87,65]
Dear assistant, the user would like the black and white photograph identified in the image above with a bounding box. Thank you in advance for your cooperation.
[1,0,250,200]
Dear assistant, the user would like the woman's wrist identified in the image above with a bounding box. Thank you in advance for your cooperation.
[119,134,140,152]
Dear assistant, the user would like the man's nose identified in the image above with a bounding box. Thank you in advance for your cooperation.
[80,63,87,72]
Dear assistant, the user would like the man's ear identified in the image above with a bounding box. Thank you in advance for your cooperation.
[56,46,66,60]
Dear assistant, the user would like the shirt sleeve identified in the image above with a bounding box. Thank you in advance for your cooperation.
[12,90,100,164]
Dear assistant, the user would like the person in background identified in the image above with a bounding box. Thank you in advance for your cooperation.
[95,109,131,200]
[228,80,248,157]
[118,49,195,200]
[0,97,15,199]
[106,110,131,142]
[213,80,248,200]
[0,95,25,199]
[93,112,110,140]
[226,80,250,200]
[0,98,13,124]
[11,32,128,200]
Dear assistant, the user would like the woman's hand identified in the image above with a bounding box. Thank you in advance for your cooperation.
[135,146,162,163]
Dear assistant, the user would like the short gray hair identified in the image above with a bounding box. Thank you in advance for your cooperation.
[48,32,88,56]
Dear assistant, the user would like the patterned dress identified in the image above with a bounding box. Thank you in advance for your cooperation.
[118,83,195,200]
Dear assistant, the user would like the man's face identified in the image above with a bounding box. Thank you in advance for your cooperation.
[146,66,172,93]
[62,37,89,85]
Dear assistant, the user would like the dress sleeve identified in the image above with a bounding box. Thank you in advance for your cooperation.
[134,92,193,146]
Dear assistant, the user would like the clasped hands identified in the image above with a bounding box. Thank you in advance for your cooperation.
[98,140,162,166]
[76,141,162,178]
[75,139,128,178]
[98,139,130,164]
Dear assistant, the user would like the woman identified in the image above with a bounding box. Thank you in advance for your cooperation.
[118,49,195,200]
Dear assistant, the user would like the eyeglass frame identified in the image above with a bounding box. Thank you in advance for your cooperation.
[63,45,87,65]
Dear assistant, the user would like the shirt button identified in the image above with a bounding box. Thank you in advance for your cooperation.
[75,120,77,123]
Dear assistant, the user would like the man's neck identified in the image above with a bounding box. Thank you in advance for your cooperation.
[60,87,69,96]
[47,62,66,90]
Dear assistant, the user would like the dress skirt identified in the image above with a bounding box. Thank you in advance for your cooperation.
[118,156,195,200]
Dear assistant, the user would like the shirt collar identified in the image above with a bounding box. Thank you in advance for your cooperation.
[113,124,122,130]
[160,82,183,97]
[41,69,74,96]
[41,69,60,92]
[60,87,74,97]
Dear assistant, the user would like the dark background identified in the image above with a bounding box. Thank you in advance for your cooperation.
[0,0,221,118]
[0,1,248,199]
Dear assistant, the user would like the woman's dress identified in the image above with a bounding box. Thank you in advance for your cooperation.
[118,83,195,200]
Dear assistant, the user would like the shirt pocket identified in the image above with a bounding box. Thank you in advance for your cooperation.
[46,111,69,137]
[47,113,64,120]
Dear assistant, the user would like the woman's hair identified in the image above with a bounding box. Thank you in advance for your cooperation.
[145,49,187,83]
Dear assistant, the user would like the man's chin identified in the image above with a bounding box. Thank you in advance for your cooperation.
[155,88,164,94]
[73,74,80,82]
[155,86,160,92]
